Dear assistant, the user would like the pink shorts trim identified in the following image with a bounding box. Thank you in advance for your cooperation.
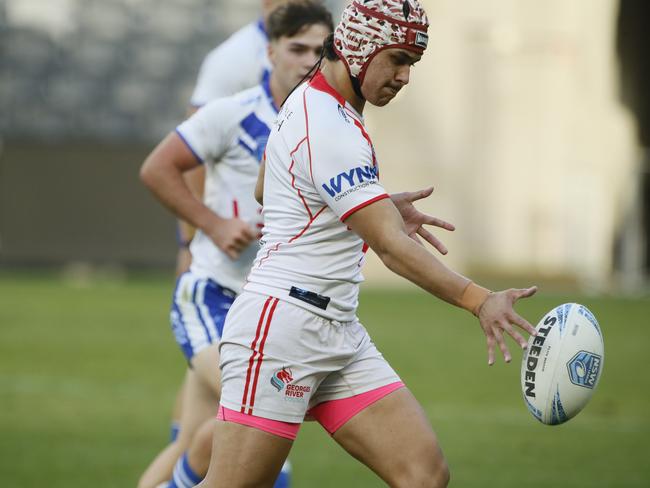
[217,405,301,440]
[309,381,405,435]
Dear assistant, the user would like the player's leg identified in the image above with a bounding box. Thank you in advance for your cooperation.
[308,322,449,488]
[139,273,224,487]
[332,387,449,488]
[168,274,228,450]
[198,417,293,487]
[169,373,188,441]
[196,293,317,486]
[169,416,293,488]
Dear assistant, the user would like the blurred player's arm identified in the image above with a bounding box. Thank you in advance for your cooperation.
[255,158,266,205]
[140,133,255,259]
[345,199,537,365]
[172,106,205,276]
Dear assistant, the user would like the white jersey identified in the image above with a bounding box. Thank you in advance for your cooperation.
[244,71,389,322]
[190,19,271,107]
[177,80,278,291]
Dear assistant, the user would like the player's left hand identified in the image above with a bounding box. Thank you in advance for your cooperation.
[391,187,455,254]
[477,286,538,365]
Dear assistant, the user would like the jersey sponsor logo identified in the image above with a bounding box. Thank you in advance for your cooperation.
[270,366,293,392]
[322,165,379,200]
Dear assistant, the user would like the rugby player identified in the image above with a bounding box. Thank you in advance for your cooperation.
[139,3,335,487]
[196,1,538,487]
[144,2,292,486]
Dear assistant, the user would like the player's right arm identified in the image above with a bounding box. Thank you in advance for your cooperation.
[172,106,204,276]
[344,199,537,365]
[140,132,255,260]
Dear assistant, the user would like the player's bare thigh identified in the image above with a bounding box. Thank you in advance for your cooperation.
[332,387,450,488]
[175,345,222,448]
[197,420,292,488]
[191,342,222,396]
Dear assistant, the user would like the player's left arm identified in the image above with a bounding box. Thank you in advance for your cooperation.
[345,199,537,365]
[390,187,455,255]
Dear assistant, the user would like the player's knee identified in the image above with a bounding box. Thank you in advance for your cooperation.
[394,443,449,488]
[432,457,450,488]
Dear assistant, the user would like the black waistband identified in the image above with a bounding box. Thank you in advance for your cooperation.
[289,286,330,310]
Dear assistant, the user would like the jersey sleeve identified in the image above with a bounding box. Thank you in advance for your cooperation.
[175,99,238,164]
[309,127,389,221]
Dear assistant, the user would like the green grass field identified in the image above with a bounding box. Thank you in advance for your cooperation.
[1,271,649,487]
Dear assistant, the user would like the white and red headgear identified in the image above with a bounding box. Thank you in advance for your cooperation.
[333,0,429,88]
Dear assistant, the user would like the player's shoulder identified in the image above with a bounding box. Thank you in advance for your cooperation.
[302,86,367,150]
[201,85,264,117]
[186,90,261,139]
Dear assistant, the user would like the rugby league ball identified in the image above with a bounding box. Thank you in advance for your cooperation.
[521,303,604,425]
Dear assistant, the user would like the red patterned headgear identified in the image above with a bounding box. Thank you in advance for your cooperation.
[333,0,429,87]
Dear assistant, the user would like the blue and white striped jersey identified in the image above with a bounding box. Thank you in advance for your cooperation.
[176,78,278,291]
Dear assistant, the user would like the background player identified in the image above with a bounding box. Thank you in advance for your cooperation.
[139,3,335,487]
[176,0,292,298]
[164,0,292,467]
[196,1,538,486]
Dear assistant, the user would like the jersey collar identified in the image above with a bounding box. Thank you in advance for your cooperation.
[309,71,361,119]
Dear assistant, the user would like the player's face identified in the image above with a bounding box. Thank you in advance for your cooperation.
[269,23,330,94]
[361,48,422,106]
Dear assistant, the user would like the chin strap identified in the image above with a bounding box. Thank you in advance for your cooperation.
[280,50,326,108]
[350,76,365,100]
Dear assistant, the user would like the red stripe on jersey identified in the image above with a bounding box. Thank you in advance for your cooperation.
[351,117,378,168]
[302,90,315,184]
[340,193,390,222]
[256,205,327,268]
[241,296,273,413]
[232,199,239,218]
[289,137,313,219]
[289,205,327,243]
[247,297,279,414]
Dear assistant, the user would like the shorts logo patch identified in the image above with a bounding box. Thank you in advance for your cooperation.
[270,367,293,392]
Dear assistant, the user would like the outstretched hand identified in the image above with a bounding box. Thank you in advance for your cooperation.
[391,187,455,255]
[477,286,538,365]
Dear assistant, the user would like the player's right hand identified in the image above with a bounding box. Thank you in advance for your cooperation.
[208,218,257,260]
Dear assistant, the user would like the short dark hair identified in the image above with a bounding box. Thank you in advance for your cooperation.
[322,32,338,61]
[267,0,334,41]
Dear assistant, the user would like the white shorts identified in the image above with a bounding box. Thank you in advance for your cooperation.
[170,271,237,362]
[219,291,401,423]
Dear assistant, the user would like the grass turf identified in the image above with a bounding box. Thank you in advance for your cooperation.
[0,272,648,487]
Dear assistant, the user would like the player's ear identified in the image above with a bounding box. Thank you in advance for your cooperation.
[267,41,276,66]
